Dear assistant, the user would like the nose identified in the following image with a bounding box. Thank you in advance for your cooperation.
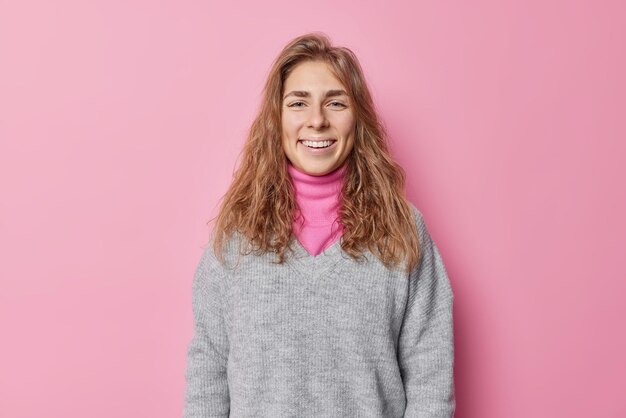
[307,106,329,130]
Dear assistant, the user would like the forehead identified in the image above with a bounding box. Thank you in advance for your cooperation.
[284,61,345,89]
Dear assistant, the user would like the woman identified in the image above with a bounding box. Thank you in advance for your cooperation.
[183,32,455,418]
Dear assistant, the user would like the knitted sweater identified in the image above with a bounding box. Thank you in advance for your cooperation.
[183,204,456,417]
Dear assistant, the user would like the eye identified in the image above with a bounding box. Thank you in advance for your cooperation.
[329,101,347,108]
[287,101,305,108]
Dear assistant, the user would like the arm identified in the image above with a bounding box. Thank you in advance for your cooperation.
[183,246,230,417]
[398,210,456,417]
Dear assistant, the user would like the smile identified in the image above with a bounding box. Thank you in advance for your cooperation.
[299,139,337,149]
[298,139,338,154]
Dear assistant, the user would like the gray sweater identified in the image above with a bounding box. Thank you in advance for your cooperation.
[183,205,455,417]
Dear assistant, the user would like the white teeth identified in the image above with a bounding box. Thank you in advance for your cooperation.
[301,140,334,148]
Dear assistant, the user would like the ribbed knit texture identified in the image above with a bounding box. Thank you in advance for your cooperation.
[287,161,347,257]
[183,204,456,417]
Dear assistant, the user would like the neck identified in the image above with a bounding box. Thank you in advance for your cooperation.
[287,162,347,225]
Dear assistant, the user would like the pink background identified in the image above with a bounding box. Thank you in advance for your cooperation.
[1,1,624,417]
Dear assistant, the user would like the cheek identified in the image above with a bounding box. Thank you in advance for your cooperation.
[344,138,355,154]
[282,116,300,137]
[336,114,356,133]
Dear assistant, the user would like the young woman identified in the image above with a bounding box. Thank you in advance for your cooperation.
[183,33,455,418]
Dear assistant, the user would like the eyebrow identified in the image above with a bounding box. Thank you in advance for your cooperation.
[283,89,348,100]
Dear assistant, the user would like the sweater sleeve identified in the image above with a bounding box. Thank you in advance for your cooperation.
[182,246,230,417]
[397,209,456,417]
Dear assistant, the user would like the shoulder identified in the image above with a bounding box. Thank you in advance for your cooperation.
[405,201,442,274]
[406,201,428,242]
[197,230,246,275]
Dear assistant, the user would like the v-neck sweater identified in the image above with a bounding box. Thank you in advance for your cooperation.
[287,162,347,257]
[183,204,456,418]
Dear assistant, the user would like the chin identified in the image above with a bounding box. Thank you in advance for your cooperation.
[302,164,337,176]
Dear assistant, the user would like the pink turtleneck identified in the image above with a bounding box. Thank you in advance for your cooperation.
[287,161,347,257]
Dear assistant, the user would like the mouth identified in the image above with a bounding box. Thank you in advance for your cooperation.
[298,138,337,149]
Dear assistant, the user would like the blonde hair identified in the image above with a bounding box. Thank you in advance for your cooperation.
[210,32,420,274]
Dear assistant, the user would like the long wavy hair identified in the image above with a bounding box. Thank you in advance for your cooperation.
[210,32,420,274]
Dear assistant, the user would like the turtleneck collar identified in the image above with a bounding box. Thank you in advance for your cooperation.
[287,162,347,224]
